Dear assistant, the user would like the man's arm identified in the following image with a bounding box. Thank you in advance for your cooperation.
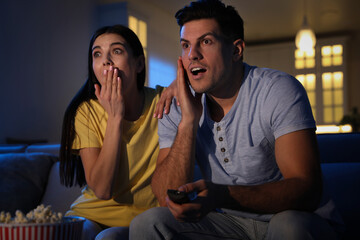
[151,123,197,206]
[151,57,203,206]
[224,128,322,213]
[168,128,322,222]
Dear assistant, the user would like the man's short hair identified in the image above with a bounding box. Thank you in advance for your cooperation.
[175,0,244,42]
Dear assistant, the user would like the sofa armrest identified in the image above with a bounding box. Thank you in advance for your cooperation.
[41,161,82,214]
[321,162,360,239]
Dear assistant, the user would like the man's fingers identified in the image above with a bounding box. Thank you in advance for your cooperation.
[177,57,186,91]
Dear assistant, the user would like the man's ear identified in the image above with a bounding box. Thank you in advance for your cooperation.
[233,39,245,61]
[136,55,145,73]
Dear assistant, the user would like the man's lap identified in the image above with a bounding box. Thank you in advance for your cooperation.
[129,207,266,240]
[129,207,338,240]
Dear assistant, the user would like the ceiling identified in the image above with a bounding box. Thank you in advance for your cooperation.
[149,0,360,43]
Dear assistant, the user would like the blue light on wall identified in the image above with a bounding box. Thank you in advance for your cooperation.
[148,57,176,88]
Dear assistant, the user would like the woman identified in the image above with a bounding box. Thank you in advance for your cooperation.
[59,24,168,240]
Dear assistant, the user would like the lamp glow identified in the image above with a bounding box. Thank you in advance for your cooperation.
[295,16,316,53]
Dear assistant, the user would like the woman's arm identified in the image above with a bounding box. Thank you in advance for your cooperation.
[80,66,124,200]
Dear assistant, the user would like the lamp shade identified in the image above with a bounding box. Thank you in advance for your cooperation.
[295,16,316,52]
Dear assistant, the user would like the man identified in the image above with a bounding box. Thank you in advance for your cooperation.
[130,0,342,239]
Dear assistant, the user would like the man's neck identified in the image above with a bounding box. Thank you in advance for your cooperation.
[206,62,244,122]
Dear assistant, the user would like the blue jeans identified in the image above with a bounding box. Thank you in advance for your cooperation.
[129,207,338,240]
[81,219,129,240]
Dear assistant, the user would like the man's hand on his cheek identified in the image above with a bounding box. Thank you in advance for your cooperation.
[177,57,203,125]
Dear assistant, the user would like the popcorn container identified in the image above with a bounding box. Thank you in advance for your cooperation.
[0,216,85,240]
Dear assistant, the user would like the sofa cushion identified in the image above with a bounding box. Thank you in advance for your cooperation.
[0,144,27,154]
[321,162,360,239]
[0,152,57,215]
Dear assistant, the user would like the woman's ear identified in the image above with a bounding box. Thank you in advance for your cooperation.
[233,39,245,61]
[136,55,145,73]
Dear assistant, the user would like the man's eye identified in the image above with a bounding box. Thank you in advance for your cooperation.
[182,43,189,49]
[202,39,211,45]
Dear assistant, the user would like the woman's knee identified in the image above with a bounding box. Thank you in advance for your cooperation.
[95,227,129,240]
[82,219,103,240]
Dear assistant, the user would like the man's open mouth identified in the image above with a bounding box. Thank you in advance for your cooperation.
[191,67,206,75]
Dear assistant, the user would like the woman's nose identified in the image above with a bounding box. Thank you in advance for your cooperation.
[103,54,113,66]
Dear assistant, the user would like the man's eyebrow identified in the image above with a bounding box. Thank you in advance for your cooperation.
[92,42,126,52]
[180,32,219,43]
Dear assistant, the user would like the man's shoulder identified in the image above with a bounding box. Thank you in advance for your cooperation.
[245,63,292,81]
[159,98,182,125]
[243,63,299,95]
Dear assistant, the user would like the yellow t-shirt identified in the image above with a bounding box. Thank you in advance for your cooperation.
[66,86,163,227]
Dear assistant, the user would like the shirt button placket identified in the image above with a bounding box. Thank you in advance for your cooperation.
[216,124,229,164]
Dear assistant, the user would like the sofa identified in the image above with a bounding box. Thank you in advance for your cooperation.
[0,133,359,239]
[0,143,82,216]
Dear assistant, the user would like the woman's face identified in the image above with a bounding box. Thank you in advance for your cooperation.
[91,33,143,95]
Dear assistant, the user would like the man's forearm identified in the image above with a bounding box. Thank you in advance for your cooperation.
[221,176,322,214]
[152,122,198,206]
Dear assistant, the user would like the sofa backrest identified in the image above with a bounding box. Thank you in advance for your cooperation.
[26,143,60,157]
[317,133,360,163]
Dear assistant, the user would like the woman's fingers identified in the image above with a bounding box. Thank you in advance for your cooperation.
[117,76,122,97]
[94,84,101,99]
[153,88,175,119]
[101,66,122,100]
[111,68,118,99]
[106,66,113,99]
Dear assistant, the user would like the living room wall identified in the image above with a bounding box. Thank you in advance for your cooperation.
[0,0,180,144]
[0,0,95,144]
[2,0,358,144]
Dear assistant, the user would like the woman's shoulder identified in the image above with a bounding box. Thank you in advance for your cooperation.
[144,85,165,95]
[143,86,165,102]
[76,99,104,117]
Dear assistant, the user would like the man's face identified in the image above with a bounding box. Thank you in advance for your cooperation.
[180,18,234,95]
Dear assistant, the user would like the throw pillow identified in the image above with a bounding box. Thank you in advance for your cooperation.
[0,152,57,215]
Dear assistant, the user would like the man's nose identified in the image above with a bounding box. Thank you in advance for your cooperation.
[188,46,202,61]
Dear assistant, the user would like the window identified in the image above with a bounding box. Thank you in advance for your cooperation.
[294,37,347,125]
[322,71,344,123]
[296,74,316,118]
[128,15,148,85]
[128,15,147,57]
[295,48,315,69]
[322,45,343,67]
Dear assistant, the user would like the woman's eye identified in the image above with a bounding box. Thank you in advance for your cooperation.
[93,52,101,58]
[114,49,122,54]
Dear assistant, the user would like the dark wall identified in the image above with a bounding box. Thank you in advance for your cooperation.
[0,0,95,143]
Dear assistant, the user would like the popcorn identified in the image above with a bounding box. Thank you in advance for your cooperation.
[0,204,63,224]
[0,211,11,223]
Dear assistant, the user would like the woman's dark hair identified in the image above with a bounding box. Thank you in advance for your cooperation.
[175,0,244,42]
[59,25,145,187]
